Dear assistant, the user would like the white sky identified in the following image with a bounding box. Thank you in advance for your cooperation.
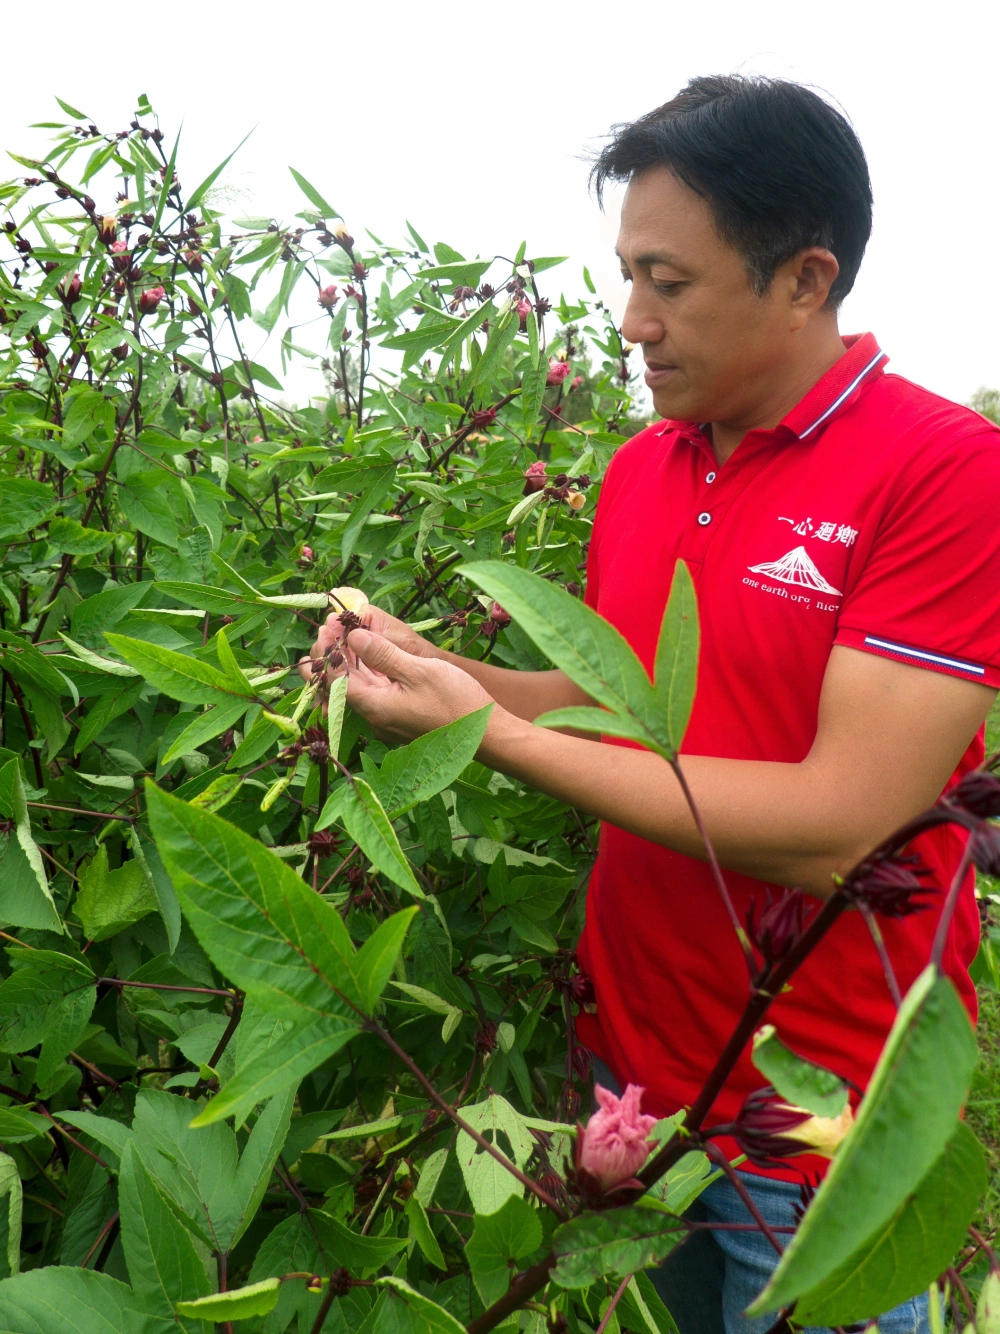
[3,0,998,408]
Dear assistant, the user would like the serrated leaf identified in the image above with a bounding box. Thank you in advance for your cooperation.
[465,1194,542,1306]
[176,1277,280,1320]
[552,1204,685,1288]
[104,632,255,705]
[368,706,493,817]
[318,777,423,898]
[354,908,419,1012]
[751,1025,848,1117]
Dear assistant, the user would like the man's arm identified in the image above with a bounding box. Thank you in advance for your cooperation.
[302,604,589,721]
[335,629,995,897]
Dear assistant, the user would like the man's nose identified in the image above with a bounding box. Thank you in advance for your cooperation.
[620,286,664,348]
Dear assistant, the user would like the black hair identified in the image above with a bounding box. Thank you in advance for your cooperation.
[591,75,873,306]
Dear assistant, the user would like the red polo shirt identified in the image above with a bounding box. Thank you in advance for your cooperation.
[576,333,1000,1178]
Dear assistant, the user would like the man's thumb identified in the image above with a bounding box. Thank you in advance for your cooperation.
[347,628,416,679]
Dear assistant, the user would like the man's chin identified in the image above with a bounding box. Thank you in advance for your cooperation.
[651,385,699,423]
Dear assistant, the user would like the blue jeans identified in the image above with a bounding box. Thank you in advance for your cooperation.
[592,1061,929,1334]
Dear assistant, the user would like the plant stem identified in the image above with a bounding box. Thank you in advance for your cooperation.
[858,903,901,1007]
[704,1143,782,1255]
[595,1275,631,1334]
[930,834,975,968]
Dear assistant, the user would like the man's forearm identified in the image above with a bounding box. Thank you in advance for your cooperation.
[421,649,588,723]
[479,710,915,897]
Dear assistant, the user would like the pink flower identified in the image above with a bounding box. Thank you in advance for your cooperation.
[138,286,165,314]
[522,459,547,496]
[300,545,315,562]
[570,375,583,391]
[110,240,128,253]
[318,285,339,308]
[516,297,532,330]
[546,359,571,387]
[578,1084,657,1193]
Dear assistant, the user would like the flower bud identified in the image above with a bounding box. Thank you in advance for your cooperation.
[470,407,496,430]
[516,297,533,331]
[570,375,583,390]
[576,1084,658,1193]
[522,459,547,496]
[546,359,572,387]
[138,285,165,315]
[971,822,1000,876]
[318,284,339,309]
[475,1021,498,1053]
[308,830,337,859]
[489,602,511,629]
[185,249,203,272]
[62,272,82,305]
[97,214,117,244]
[300,545,315,562]
[951,768,1000,820]
[332,220,354,248]
[841,850,935,918]
[731,1087,853,1167]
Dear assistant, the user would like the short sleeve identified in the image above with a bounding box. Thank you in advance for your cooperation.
[835,427,1000,687]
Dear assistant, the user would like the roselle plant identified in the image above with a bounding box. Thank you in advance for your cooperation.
[0,94,995,1334]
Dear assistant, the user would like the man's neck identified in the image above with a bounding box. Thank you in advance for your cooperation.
[709,323,848,464]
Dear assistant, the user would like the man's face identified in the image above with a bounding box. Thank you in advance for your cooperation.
[617,166,794,424]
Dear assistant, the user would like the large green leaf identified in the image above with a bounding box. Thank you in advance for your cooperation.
[160,697,250,767]
[354,907,419,1012]
[0,759,62,932]
[206,1015,353,1126]
[0,1152,22,1276]
[145,784,362,1116]
[104,633,255,706]
[0,478,58,540]
[374,1276,468,1334]
[118,470,181,546]
[651,560,699,755]
[551,1204,685,1288]
[456,1095,536,1214]
[750,965,979,1313]
[74,845,157,942]
[118,1141,212,1328]
[310,1207,409,1272]
[364,706,493,817]
[318,777,423,899]
[465,1194,542,1306]
[751,1025,848,1117]
[792,1120,986,1326]
[0,949,95,1078]
[0,1267,162,1333]
[460,562,656,741]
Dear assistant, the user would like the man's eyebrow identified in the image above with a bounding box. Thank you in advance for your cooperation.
[616,249,687,269]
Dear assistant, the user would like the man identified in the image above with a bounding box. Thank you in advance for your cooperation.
[304,76,1000,1334]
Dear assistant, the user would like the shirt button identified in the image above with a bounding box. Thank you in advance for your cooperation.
[706,471,717,483]
[697,512,712,526]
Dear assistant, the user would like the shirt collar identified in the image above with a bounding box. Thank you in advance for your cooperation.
[659,333,888,445]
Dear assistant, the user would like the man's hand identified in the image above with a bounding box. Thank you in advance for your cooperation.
[341,628,499,744]
[299,603,437,688]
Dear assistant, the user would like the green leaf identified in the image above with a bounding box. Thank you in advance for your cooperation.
[176,1277,280,1320]
[104,632,255,705]
[118,1141,212,1326]
[55,96,87,118]
[750,965,979,1314]
[145,783,362,1111]
[792,1120,986,1326]
[311,1207,409,1272]
[0,759,62,931]
[75,844,157,941]
[157,581,258,614]
[0,1107,49,1143]
[355,907,419,1012]
[374,1276,468,1334]
[368,706,493,816]
[460,561,660,750]
[118,470,180,546]
[551,1203,685,1288]
[465,1194,542,1306]
[0,477,58,540]
[0,1153,22,1276]
[621,1272,680,1334]
[651,560,699,755]
[74,678,144,755]
[406,1194,446,1269]
[751,1025,848,1117]
[456,1095,535,1214]
[47,516,114,555]
[226,1085,296,1246]
[534,706,663,748]
[160,697,250,766]
[186,128,254,211]
[318,777,423,899]
[0,949,94,1070]
[0,1267,159,1333]
[289,166,339,218]
[202,1017,350,1127]
[70,581,153,646]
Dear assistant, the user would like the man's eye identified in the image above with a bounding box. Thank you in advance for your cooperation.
[655,281,681,295]
[620,271,633,284]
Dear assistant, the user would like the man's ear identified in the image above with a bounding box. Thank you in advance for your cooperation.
[787,247,840,329]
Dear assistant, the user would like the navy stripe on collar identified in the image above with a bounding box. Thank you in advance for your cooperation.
[798,348,887,439]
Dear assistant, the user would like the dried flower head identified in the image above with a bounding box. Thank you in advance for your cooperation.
[840,850,936,918]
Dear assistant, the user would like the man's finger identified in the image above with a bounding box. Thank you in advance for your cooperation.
[346,628,422,682]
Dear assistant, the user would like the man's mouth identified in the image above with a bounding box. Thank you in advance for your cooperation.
[643,363,678,388]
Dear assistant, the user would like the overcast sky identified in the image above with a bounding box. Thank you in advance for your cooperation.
[3,0,998,408]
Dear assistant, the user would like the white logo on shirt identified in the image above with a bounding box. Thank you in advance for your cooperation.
[779,515,858,546]
[747,546,842,595]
